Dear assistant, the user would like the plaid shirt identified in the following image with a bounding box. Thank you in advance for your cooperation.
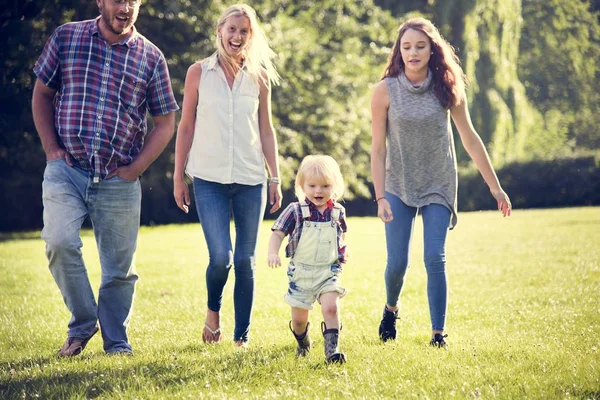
[33,18,179,182]
[271,199,347,263]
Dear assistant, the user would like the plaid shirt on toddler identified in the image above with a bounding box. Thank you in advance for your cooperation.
[271,199,347,263]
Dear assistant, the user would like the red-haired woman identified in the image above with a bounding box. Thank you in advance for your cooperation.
[370,17,512,347]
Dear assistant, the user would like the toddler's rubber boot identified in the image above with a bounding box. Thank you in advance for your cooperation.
[321,322,346,364]
[290,321,311,357]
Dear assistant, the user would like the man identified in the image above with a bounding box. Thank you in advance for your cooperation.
[32,0,179,356]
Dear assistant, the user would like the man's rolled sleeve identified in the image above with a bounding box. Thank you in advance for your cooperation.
[147,55,179,116]
[33,28,62,90]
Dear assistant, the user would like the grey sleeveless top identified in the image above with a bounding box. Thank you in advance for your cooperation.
[384,71,458,228]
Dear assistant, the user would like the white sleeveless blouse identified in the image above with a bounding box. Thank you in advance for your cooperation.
[185,54,266,185]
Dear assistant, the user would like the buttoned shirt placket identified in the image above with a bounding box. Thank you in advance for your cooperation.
[217,65,244,183]
[93,39,113,183]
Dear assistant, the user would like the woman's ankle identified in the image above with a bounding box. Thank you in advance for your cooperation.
[385,304,399,312]
[205,309,220,329]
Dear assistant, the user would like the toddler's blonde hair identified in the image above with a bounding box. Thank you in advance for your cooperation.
[295,155,345,202]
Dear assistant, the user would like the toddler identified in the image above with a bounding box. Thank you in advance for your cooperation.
[268,155,348,363]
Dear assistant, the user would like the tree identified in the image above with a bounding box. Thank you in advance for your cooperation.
[2,0,598,231]
[0,0,100,230]
[255,0,397,198]
[0,0,221,229]
[519,0,600,150]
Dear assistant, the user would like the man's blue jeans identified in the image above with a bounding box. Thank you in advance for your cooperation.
[384,192,451,331]
[193,178,266,342]
[41,159,141,353]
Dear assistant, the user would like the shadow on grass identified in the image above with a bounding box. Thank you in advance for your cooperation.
[574,390,600,399]
[1,371,117,399]
[0,343,298,399]
[178,341,351,371]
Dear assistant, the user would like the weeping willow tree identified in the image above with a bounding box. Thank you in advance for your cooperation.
[519,0,600,152]
[2,0,596,230]
[434,0,547,164]
[377,0,552,164]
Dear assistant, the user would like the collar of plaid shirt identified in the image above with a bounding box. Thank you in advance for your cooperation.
[302,198,335,218]
[90,16,139,47]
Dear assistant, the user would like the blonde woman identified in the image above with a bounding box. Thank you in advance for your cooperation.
[371,17,511,347]
[173,4,282,348]
[268,155,348,363]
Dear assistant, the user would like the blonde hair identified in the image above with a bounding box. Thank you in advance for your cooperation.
[295,155,345,202]
[216,4,280,86]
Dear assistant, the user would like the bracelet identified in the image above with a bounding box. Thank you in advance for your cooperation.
[270,177,280,184]
[375,197,385,202]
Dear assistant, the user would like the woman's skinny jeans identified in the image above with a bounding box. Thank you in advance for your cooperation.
[193,178,266,342]
[384,192,451,331]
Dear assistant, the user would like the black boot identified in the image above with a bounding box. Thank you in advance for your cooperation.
[430,333,448,348]
[378,306,399,342]
[321,322,346,364]
[290,321,311,357]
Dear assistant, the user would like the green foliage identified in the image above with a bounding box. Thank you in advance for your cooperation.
[0,0,219,230]
[1,209,599,398]
[519,0,600,150]
[1,1,96,176]
[434,0,546,164]
[2,0,600,231]
[458,154,600,211]
[255,0,397,198]
[373,0,430,16]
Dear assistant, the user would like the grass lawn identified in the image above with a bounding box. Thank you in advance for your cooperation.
[1,207,599,399]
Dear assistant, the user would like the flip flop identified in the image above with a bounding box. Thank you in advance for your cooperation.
[202,323,222,344]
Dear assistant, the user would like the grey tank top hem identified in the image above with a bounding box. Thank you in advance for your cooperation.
[385,189,457,229]
[384,72,459,229]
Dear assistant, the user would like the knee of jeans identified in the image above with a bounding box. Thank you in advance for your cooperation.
[234,259,256,280]
[386,255,409,276]
[233,254,256,271]
[44,230,83,258]
[100,272,138,292]
[101,263,138,283]
[424,252,446,274]
[209,251,233,269]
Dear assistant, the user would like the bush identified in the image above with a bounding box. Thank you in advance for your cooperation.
[2,156,598,232]
[457,155,600,211]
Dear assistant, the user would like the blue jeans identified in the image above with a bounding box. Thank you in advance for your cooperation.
[193,178,266,342]
[384,192,451,331]
[41,159,141,353]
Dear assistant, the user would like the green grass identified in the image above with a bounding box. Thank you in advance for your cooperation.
[1,207,599,399]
